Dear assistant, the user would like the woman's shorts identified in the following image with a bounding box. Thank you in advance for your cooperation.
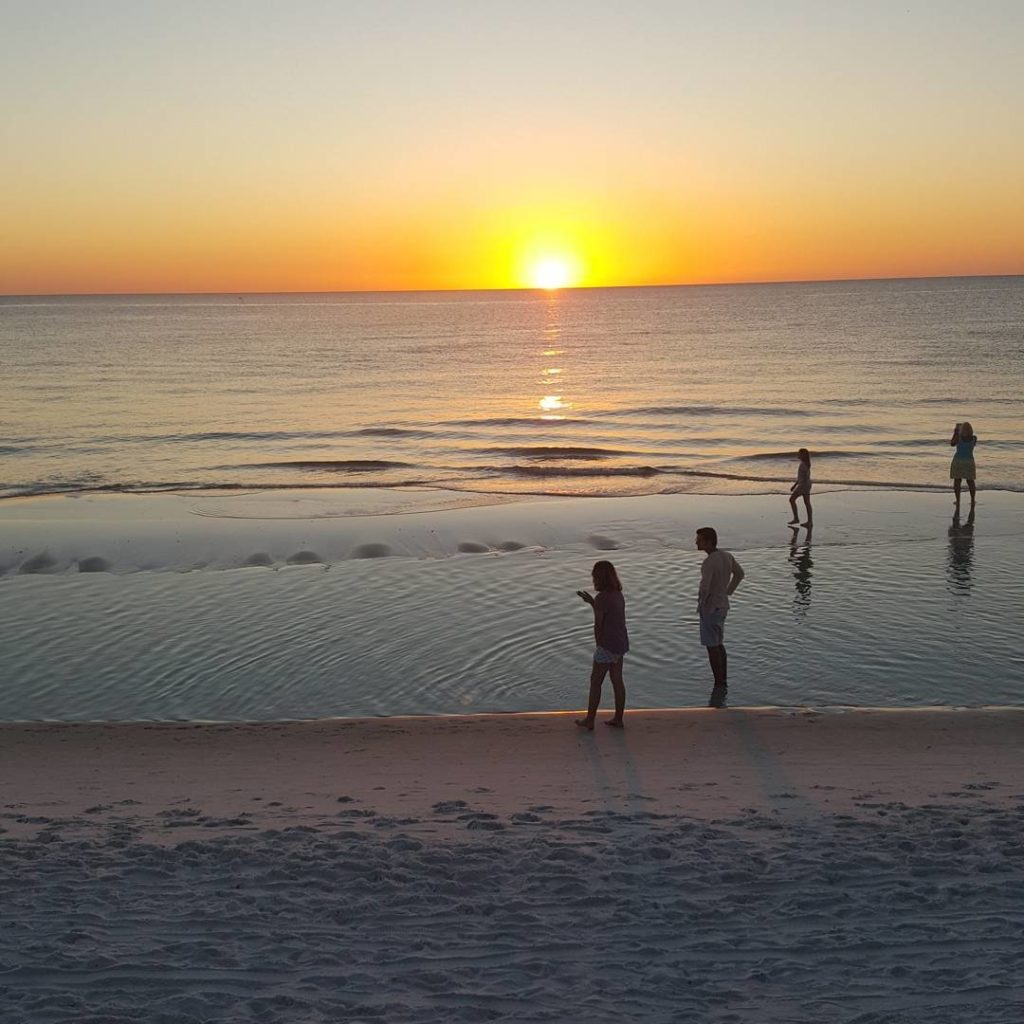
[594,646,625,664]
[699,608,727,647]
[950,457,976,481]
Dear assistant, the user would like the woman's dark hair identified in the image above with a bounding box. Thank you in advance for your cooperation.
[591,560,622,592]
[798,447,811,467]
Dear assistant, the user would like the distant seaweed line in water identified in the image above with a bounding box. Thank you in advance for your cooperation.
[439,417,593,427]
[8,423,1022,454]
[738,450,866,462]
[241,460,416,472]
[601,404,813,418]
[468,446,634,460]
[0,479,444,500]
[50,427,436,445]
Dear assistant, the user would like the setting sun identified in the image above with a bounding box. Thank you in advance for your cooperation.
[530,258,572,290]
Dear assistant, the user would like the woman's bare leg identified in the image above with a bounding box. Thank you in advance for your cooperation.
[968,480,976,504]
[788,496,799,524]
[606,661,625,726]
[576,662,609,729]
[802,494,813,526]
[954,478,962,504]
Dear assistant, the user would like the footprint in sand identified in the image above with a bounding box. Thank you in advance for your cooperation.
[19,552,57,574]
[352,543,393,559]
[77,556,112,573]
[432,800,469,814]
[287,550,323,565]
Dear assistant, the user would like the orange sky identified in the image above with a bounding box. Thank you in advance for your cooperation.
[2,3,1022,294]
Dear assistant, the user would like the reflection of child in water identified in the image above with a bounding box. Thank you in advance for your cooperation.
[575,560,629,731]
[788,448,813,527]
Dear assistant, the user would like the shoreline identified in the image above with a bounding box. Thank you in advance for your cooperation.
[1,701,1022,725]
[3,707,1022,838]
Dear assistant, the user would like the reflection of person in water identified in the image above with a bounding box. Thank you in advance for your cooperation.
[788,526,814,617]
[946,507,976,596]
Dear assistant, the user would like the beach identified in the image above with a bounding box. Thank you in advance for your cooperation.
[2,709,1023,1022]
[3,283,1023,1021]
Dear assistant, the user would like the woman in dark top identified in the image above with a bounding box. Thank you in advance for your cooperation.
[575,560,629,730]
[949,421,978,508]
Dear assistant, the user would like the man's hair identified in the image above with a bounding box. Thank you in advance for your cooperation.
[696,526,718,548]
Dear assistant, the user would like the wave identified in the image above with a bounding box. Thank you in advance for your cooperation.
[738,450,867,461]
[0,479,442,500]
[92,428,438,445]
[441,417,591,428]
[907,396,1022,406]
[4,474,1023,503]
[505,464,662,478]
[482,446,629,460]
[243,460,414,472]
[87,429,363,445]
[349,427,431,438]
[604,404,812,418]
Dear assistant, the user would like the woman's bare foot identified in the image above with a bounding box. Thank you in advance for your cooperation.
[802,521,813,527]
[787,518,799,525]
[605,718,624,728]
[575,718,594,731]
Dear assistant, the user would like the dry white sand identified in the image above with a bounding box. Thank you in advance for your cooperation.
[2,709,1023,1022]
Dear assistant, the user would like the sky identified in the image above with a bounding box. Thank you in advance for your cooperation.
[2,0,1023,293]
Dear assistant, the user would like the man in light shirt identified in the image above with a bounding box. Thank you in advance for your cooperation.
[695,526,745,708]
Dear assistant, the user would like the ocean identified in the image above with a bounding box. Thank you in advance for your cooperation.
[2,277,1023,720]
[3,276,1023,501]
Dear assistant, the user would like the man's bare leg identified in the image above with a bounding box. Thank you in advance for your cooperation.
[707,645,728,708]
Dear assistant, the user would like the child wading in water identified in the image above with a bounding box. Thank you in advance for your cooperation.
[575,560,629,730]
[788,448,813,527]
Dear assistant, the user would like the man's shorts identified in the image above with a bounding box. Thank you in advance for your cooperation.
[593,646,625,664]
[699,608,727,647]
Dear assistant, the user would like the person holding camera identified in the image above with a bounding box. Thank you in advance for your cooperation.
[949,421,978,508]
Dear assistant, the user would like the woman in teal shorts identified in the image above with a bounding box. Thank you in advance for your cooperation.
[949,420,977,508]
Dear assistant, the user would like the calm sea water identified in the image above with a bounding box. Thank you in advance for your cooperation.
[2,278,1023,720]
[3,277,1023,501]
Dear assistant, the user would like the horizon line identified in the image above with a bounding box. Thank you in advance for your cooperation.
[2,270,1022,300]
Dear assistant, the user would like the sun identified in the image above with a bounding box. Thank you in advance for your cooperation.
[529,257,576,290]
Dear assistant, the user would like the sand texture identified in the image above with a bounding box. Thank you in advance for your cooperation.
[2,709,1023,1022]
